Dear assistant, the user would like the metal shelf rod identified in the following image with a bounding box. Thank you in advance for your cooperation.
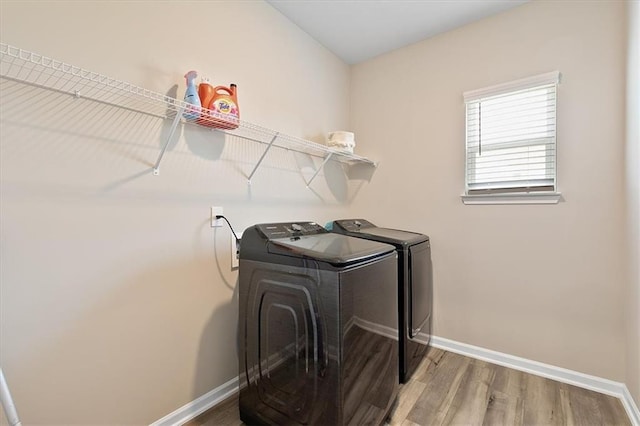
[247,133,279,184]
[153,105,184,175]
[305,152,333,187]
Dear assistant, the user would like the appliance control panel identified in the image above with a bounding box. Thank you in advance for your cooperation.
[335,219,375,232]
[257,222,327,240]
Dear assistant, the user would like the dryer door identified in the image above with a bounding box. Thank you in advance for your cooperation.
[408,241,432,338]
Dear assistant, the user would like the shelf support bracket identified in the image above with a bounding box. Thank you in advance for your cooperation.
[153,105,185,175]
[247,133,279,184]
[305,152,333,187]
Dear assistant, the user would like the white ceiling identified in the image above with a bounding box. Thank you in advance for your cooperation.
[266,0,529,64]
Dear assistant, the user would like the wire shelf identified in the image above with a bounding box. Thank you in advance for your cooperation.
[0,43,376,184]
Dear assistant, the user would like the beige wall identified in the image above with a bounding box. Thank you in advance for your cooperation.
[626,0,640,406]
[1,0,637,424]
[350,0,628,382]
[0,1,358,424]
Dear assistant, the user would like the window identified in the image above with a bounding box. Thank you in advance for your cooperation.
[462,71,561,204]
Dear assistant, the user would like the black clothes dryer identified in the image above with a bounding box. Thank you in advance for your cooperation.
[238,222,399,426]
[329,219,432,383]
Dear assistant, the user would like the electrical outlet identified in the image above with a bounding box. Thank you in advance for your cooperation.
[231,232,242,269]
[211,206,223,227]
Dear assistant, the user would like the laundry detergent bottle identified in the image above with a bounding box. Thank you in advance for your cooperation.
[182,70,201,120]
[197,77,216,126]
[208,84,239,130]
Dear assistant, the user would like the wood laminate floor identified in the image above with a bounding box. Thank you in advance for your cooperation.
[186,347,631,426]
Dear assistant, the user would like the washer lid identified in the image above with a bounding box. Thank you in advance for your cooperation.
[356,228,428,246]
[269,233,395,266]
[333,219,428,246]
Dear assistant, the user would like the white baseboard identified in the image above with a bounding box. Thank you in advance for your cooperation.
[428,335,640,426]
[621,384,640,426]
[149,376,238,426]
[150,335,640,426]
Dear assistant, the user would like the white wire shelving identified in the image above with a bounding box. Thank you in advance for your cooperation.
[0,43,376,186]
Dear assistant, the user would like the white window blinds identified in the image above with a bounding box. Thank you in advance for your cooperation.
[464,71,560,195]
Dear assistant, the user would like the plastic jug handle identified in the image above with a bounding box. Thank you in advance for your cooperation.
[213,86,234,95]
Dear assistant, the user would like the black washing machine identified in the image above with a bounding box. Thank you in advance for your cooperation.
[329,219,432,383]
[238,221,399,425]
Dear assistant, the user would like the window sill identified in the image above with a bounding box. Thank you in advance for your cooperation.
[461,192,562,205]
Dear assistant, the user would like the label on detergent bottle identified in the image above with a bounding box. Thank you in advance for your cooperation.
[211,99,239,127]
[211,99,236,116]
